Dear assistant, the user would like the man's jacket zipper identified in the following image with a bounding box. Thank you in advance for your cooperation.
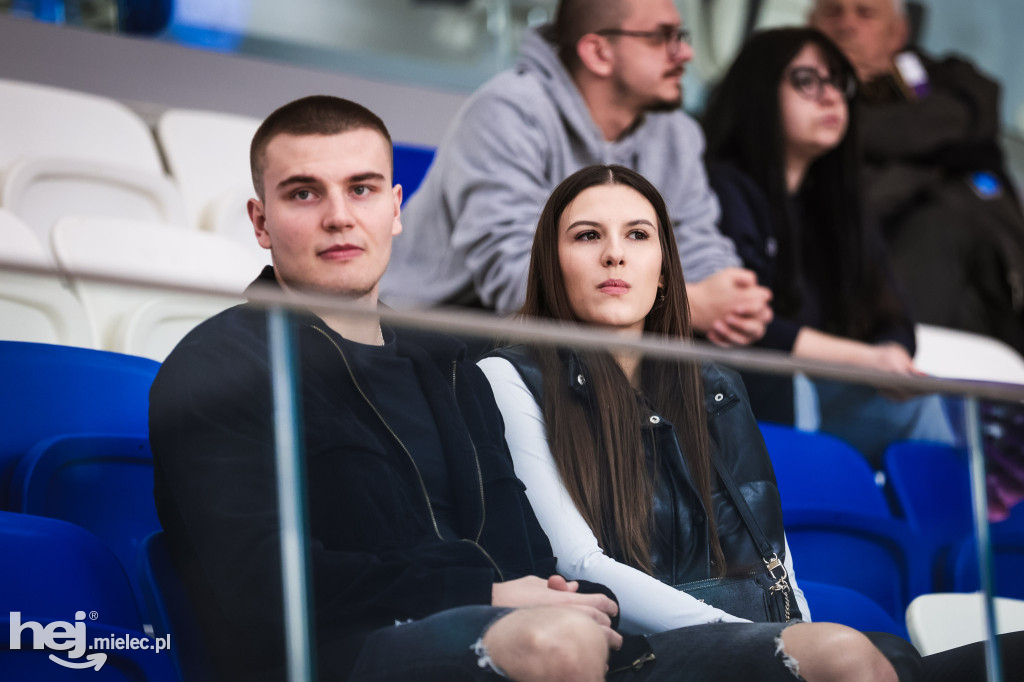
[310,326,504,579]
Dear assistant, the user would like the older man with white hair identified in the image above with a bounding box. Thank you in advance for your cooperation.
[809,0,1024,354]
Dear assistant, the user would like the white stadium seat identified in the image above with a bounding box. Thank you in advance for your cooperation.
[0,78,188,259]
[906,592,1024,655]
[157,107,260,229]
[0,209,94,348]
[50,216,264,360]
[915,324,1024,385]
[157,108,269,264]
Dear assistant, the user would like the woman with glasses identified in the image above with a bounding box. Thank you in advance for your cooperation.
[702,27,954,465]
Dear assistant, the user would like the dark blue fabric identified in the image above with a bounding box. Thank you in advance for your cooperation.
[341,333,458,539]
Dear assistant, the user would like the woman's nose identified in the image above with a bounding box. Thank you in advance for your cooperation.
[603,240,625,266]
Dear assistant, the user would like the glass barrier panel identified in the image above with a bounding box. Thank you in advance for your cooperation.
[2,261,1023,680]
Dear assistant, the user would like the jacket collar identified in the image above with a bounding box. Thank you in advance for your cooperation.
[564,350,741,414]
[244,266,469,364]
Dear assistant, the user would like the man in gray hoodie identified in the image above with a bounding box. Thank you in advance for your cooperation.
[381,0,772,346]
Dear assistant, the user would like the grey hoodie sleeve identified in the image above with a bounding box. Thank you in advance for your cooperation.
[645,114,742,283]
[444,94,555,314]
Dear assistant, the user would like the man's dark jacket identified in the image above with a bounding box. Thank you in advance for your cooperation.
[860,48,1024,352]
[149,269,557,681]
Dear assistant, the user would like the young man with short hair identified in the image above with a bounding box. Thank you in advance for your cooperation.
[383,0,773,348]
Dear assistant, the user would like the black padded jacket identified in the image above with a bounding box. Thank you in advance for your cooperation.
[489,345,799,620]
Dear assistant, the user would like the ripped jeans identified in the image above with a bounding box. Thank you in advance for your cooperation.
[610,622,801,681]
[348,606,515,681]
[347,607,864,681]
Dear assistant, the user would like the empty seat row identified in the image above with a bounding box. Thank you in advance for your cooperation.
[0,78,438,358]
[0,511,177,680]
[0,341,201,679]
[0,209,258,358]
[0,78,188,266]
[0,77,436,272]
[760,423,1024,623]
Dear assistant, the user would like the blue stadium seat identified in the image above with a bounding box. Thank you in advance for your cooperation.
[759,423,930,620]
[800,580,909,640]
[885,440,1024,598]
[9,433,160,607]
[783,510,929,622]
[951,529,1024,601]
[393,143,435,202]
[0,511,173,680]
[138,532,215,682]
[758,422,891,517]
[0,341,159,509]
[884,441,972,535]
[884,441,974,588]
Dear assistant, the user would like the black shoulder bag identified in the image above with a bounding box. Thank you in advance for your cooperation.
[673,447,793,623]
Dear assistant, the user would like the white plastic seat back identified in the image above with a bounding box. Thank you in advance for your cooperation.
[157,108,260,231]
[0,78,164,171]
[204,186,272,266]
[0,79,188,257]
[118,295,241,361]
[50,216,264,358]
[0,208,49,267]
[915,324,1024,385]
[0,209,93,347]
[906,592,1024,655]
[2,157,188,257]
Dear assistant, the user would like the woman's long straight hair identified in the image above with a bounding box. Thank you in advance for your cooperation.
[704,27,906,340]
[521,164,724,575]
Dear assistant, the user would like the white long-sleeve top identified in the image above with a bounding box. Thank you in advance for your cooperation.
[478,356,810,635]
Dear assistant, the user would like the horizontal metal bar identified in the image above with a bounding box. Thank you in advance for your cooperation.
[4,258,1023,402]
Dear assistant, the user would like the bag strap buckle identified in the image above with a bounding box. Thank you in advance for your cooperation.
[763,553,786,584]
[763,553,792,621]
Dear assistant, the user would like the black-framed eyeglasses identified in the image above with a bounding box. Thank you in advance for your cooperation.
[786,66,857,101]
[594,26,691,57]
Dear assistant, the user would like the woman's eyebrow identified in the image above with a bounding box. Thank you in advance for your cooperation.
[566,219,602,231]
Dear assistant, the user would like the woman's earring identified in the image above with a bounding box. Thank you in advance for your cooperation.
[657,287,666,303]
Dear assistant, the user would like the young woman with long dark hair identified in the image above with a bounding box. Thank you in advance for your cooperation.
[702,27,953,464]
[478,164,919,681]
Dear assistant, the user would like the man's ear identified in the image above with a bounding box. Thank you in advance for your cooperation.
[248,197,271,250]
[577,34,615,78]
[391,183,403,236]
